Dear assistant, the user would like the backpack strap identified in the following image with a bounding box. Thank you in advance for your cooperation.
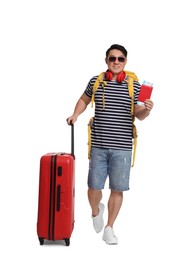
[88,117,94,159]
[91,72,107,109]
[125,71,138,115]
[125,71,138,167]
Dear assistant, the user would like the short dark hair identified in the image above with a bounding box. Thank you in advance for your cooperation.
[106,44,128,57]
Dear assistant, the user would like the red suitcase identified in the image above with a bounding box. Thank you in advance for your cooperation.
[37,124,75,246]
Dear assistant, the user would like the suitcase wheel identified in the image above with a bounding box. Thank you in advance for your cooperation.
[39,237,44,245]
[65,238,70,246]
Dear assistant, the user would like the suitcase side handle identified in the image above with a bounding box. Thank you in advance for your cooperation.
[56,185,61,212]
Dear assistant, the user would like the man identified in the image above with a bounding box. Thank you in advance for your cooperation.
[67,44,154,245]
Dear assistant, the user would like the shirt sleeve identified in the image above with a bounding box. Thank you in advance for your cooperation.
[84,76,98,98]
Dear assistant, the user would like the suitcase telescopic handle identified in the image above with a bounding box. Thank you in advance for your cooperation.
[70,123,74,158]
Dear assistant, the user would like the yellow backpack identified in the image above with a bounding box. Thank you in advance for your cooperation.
[88,70,138,167]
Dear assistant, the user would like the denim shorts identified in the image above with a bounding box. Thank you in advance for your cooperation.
[87,147,132,192]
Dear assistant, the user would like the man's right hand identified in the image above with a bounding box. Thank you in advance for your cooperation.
[66,115,77,125]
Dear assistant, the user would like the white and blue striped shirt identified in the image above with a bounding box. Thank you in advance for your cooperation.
[85,75,140,151]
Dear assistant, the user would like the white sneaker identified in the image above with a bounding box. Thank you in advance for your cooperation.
[102,226,118,245]
[92,203,105,233]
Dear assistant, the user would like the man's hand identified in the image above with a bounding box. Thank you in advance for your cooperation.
[144,99,154,111]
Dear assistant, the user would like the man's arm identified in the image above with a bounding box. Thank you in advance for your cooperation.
[66,93,91,124]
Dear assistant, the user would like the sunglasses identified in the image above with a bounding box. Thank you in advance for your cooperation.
[108,56,126,63]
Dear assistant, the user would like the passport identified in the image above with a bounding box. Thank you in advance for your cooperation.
[138,83,153,104]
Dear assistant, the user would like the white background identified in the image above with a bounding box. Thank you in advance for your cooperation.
[0,0,190,259]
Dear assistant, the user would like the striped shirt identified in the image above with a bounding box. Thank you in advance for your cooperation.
[85,75,141,151]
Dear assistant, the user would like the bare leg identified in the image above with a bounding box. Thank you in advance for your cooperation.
[88,188,102,216]
[106,190,123,228]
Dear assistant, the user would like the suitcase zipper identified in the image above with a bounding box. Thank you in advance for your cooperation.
[48,154,57,240]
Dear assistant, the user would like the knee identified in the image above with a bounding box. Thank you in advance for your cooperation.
[88,188,102,198]
[110,190,123,198]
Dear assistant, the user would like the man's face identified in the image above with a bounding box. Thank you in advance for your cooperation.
[105,49,127,76]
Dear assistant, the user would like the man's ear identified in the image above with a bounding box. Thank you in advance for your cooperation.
[105,57,108,64]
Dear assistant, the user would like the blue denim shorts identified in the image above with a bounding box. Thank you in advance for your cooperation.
[87,147,132,192]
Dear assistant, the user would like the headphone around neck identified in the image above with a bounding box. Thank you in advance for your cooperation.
[105,70,126,83]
